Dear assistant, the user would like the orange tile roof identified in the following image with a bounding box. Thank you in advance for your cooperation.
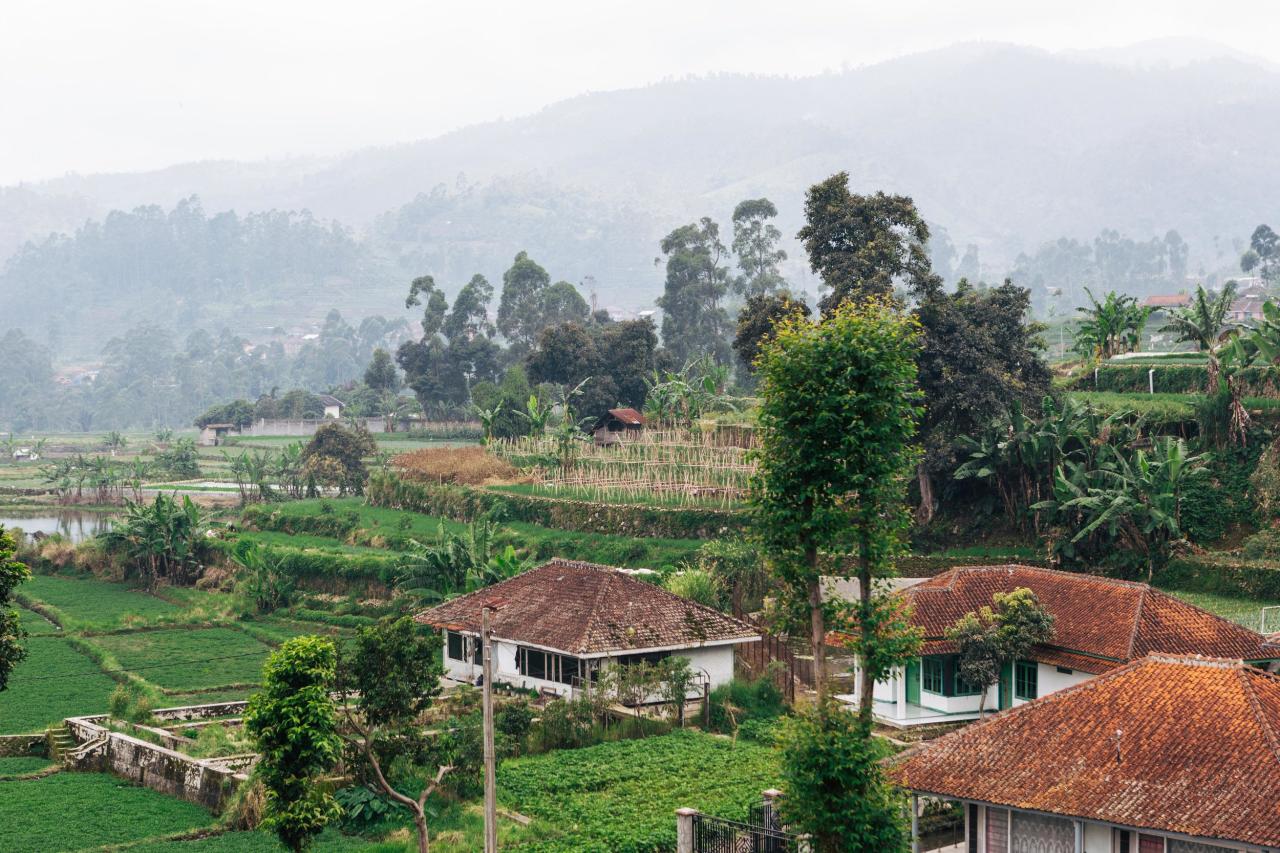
[415,559,758,655]
[893,655,1280,848]
[900,565,1275,669]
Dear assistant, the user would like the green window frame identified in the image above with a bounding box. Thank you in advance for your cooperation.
[953,669,983,696]
[1015,660,1037,700]
[921,657,944,694]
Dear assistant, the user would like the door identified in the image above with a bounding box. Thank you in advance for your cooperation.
[905,659,921,706]
[1138,835,1165,853]
[985,808,1008,853]
[998,660,1014,710]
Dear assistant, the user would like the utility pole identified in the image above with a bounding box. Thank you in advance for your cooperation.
[482,605,497,853]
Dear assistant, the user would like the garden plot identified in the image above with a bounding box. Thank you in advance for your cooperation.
[89,628,274,692]
[0,636,117,733]
[17,574,179,630]
[0,771,216,851]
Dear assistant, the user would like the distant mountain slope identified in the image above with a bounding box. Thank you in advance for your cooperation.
[6,41,1280,342]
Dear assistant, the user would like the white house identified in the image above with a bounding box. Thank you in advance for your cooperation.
[317,395,345,419]
[895,654,1280,853]
[841,565,1279,727]
[415,559,760,700]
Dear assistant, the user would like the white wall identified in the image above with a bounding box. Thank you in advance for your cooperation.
[1010,663,1092,708]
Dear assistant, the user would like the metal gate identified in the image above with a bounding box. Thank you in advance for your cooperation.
[691,812,800,853]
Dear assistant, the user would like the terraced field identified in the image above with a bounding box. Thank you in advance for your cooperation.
[90,628,275,692]
[0,636,118,733]
[16,574,180,630]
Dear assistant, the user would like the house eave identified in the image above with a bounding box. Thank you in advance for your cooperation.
[435,629,760,659]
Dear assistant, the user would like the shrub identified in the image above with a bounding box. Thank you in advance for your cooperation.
[708,676,786,733]
[392,446,518,485]
[663,569,724,610]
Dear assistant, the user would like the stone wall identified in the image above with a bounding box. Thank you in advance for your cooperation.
[65,715,251,813]
[0,734,47,757]
[150,700,248,722]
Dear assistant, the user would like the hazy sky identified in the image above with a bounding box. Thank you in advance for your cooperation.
[2,0,1278,185]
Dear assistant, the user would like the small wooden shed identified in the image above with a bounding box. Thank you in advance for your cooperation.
[589,407,646,446]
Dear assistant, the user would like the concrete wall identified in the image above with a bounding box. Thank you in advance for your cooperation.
[0,734,46,757]
[1011,663,1092,708]
[65,716,249,814]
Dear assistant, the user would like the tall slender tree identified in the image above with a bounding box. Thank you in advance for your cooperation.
[731,198,787,298]
[656,218,732,364]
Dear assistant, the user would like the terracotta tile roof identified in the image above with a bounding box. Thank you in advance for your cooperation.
[901,565,1274,668]
[414,559,758,656]
[606,408,646,426]
[893,655,1280,848]
[1142,294,1191,308]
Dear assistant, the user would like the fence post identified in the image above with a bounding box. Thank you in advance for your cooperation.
[676,807,697,853]
[761,788,782,830]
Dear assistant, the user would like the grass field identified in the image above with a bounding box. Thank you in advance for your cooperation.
[0,756,54,777]
[123,829,387,852]
[19,607,61,636]
[16,574,180,630]
[0,637,118,733]
[1163,588,1280,632]
[0,771,216,852]
[89,628,274,692]
[499,730,782,853]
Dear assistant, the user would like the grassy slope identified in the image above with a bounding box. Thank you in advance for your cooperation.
[256,498,703,568]
[1163,588,1280,633]
[89,628,274,692]
[0,636,118,733]
[0,772,215,851]
[16,574,179,630]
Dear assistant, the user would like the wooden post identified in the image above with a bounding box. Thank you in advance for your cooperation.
[483,606,497,853]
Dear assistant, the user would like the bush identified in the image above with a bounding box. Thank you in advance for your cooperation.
[663,569,724,610]
[708,676,786,734]
[1157,554,1280,600]
[1180,444,1260,544]
[1252,439,1280,521]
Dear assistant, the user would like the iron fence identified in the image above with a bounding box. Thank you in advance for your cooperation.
[692,812,800,853]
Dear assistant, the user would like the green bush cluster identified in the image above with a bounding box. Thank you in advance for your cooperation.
[1180,446,1260,544]
[707,676,787,734]
[210,538,403,591]
[1157,554,1280,602]
[367,472,745,540]
[1070,363,1280,396]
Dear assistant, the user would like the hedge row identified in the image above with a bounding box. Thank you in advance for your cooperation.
[1071,363,1280,396]
[366,473,745,540]
[208,537,405,595]
[1156,554,1280,601]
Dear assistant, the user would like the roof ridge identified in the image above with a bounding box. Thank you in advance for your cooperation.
[951,564,1150,589]
[1237,666,1280,768]
[579,568,620,653]
[1125,585,1149,660]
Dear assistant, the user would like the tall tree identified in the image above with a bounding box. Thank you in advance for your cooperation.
[441,274,495,342]
[733,292,811,373]
[540,280,590,328]
[245,636,342,853]
[338,617,448,853]
[656,218,732,364]
[914,280,1051,523]
[731,198,787,298]
[1160,282,1239,392]
[752,297,922,720]
[405,275,448,339]
[363,348,400,393]
[797,173,939,314]
[0,527,29,693]
[1242,224,1280,285]
[497,251,552,351]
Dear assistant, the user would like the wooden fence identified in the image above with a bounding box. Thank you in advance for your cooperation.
[737,624,815,704]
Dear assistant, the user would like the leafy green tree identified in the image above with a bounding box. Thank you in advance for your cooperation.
[946,587,1054,718]
[405,275,449,338]
[470,365,533,441]
[540,281,590,329]
[914,280,1051,522]
[101,494,207,589]
[751,298,922,719]
[363,348,400,393]
[731,198,787,297]
[245,636,342,852]
[1241,224,1280,284]
[193,399,255,429]
[338,617,448,853]
[777,697,909,853]
[796,173,939,314]
[301,421,378,496]
[733,292,811,373]
[230,540,294,614]
[1073,288,1151,359]
[656,218,732,364]
[0,527,30,692]
[497,251,552,351]
[1160,282,1239,391]
[441,274,495,342]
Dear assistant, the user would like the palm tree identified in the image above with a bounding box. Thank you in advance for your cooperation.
[1074,289,1152,360]
[1160,282,1239,392]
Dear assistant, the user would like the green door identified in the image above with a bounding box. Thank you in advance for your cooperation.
[905,659,921,706]
[998,660,1014,710]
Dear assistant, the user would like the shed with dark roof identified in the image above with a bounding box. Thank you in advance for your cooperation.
[588,407,646,445]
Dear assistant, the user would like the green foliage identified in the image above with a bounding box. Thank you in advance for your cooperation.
[245,635,342,852]
[656,218,733,365]
[344,616,443,729]
[500,729,781,853]
[100,494,208,589]
[1072,287,1152,359]
[1180,443,1259,543]
[731,197,788,298]
[733,292,811,372]
[946,587,1054,716]
[777,699,908,853]
[662,569,723,610]
[0,526,30,692]
[799,174,938,312]
[695,538,767,616]
[231,540,296,614]
[643,357,736,428]
[152,439,202,479]
[707,676,786,733]
[335,785,396,833]
[194,399,256,429]
[302,422,378,496]
[363,348,400,393]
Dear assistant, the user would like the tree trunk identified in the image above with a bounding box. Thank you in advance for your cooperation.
[806,548,826,700]
[915,464,935,525]
[977,683,988,720]
[857,533,875,731]
[412,808,430,853]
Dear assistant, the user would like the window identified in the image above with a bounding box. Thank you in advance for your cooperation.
[1056,666,1073,675]
[516,647,582,685]
[922,657,944,694]
[616,650,671,668]
[446,631,478,664]
[1015,660,1038,700]
[953,669,983,696]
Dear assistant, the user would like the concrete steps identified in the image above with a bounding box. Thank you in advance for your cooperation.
[45,725,76,763]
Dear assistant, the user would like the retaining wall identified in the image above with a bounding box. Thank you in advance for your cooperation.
[0,733,47,757]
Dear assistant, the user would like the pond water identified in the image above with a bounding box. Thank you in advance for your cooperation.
[0,511,117,543]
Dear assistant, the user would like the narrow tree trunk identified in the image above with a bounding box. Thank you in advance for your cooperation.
[915,465,935,525]
[412,809,430,853]
[857,533,875,731]
[806,547,826,700]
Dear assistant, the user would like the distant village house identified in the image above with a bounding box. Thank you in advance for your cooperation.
[317,395,345,419]
[589,407,645,446]
[197,423,240,447]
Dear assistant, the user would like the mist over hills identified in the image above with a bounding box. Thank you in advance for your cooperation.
[5,40,1279,357]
